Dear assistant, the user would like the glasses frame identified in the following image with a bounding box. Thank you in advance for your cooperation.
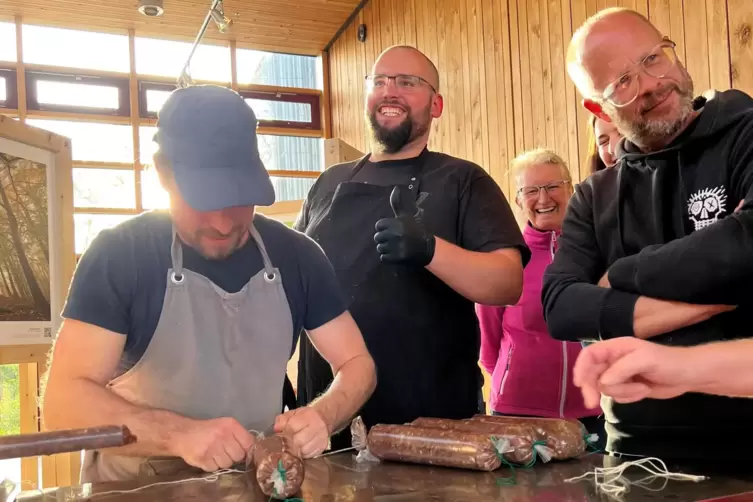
[599,37,679,108]
[516,179,571,199]
[365,73,437,93]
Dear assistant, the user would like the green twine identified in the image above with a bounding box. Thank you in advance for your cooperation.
[266,459,304,502]
[491,438,551,487]
[583,433,604,456]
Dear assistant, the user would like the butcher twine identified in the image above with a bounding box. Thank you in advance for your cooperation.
[40,429,309,502]
[564,456,707,497]
[491,437,553,486]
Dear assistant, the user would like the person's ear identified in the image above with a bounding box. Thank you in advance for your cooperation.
[431,93,444,118]
[582,99,611,123]
[515,192,523,211]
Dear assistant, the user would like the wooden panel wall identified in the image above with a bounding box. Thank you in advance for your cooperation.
[328,0,753,201]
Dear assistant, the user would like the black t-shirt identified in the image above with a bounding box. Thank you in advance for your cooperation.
[298,150,529,262]
[63,210,347,377]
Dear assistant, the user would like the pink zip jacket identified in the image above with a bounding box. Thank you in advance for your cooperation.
[478,223,600,418]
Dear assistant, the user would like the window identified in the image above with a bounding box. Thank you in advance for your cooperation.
[141,167,169,210]
[236,49,319,89]
[26,72,129,116]
[22,25,129,73]
[139,126,158,166]
[73,168,136,209]
[0,69,18,109]
[270,176,316,202]
[258,136,323,172]
[26,119,133,163]
[0,22,15,63]
[74,214,135,254]
[138,82,175,119]
[135,37,231,82]
[241,91,320,130]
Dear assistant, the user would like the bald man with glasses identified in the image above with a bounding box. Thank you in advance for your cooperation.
[542,7,753,465]
[294,45,529,450]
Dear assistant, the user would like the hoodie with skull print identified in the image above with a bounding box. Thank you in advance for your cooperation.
[542,89,753,462]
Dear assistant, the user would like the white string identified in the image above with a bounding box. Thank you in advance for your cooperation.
[316,446,357,458]
[564,457,707,498]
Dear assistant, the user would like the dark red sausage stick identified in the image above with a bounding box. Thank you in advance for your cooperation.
[246,435,305,500]
[471,415,587,460]
[351,417,506,471]
[0,425,136,460]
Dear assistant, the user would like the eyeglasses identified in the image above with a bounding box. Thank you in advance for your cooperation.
[517,180,570,199]
[600,39,679,107]
[365,74,437,93]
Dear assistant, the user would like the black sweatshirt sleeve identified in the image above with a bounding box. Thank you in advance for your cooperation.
[608,120,753,305]
[542,183,640,341]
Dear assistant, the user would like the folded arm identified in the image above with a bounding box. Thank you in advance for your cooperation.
[543,184,731,341]
[608,121,753,304]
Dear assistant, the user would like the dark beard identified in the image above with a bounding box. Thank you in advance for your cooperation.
[367,110,414,154]
[366,102,431,154]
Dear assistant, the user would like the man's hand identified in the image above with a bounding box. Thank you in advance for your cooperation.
[274,407,330,459]
[169,417,255,472]
[573,337,699,408]
[374,186,436,266]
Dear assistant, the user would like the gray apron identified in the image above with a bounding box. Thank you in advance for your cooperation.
[81,222,294,483]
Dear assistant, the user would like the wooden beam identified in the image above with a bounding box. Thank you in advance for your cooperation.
[230,40,238,92]
[15,16,26,123]
[25,110,131,125]
[319,51,333,139]
[73,207,138,215]
[129,29,143,213]
[19,362,40,490]
[73,161,133,170]
[266,170,320,178]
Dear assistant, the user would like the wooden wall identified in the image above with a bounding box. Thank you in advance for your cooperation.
[328,0,753,200]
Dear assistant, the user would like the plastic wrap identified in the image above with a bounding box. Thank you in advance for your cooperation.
[245,434,305,500]
[351,417,510,471]
[471,415,587,460]
[411,417,551,465]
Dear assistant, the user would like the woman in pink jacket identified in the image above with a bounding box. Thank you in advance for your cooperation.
[477,148,604,443]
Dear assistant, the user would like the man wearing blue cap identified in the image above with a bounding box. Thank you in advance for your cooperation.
[41,85,376,483]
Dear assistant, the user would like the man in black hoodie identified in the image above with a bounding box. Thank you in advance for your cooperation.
[543,6,753,463]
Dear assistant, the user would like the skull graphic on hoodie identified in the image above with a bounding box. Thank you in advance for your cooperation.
[687,186,728,231]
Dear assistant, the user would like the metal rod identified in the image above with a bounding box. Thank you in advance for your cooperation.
[178,0,222,87]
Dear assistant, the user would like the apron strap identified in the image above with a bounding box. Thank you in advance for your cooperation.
[169,228,185,285]
[249,222,276,282]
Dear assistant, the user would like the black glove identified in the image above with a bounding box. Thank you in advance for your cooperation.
[374,186,436,266]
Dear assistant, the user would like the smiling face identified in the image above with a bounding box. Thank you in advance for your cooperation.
[577,11,695,150]
[365,47,443,154]
[516,162,574,232]
[594,117,623,167]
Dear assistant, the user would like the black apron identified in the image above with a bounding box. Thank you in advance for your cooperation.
[298,151,483,449]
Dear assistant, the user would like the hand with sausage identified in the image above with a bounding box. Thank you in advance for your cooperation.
[169,416,255,472]
[374,186,435,266]
[274,407,330,458]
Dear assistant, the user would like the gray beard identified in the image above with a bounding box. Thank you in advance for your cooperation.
[612,74,695,151]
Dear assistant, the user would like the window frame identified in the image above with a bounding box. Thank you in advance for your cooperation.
[25,70,130,117]
[239,89,321,131]
[138,80,176,119]
[0,67,18,110]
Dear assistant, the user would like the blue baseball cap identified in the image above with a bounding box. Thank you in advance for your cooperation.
[154,85,275,211]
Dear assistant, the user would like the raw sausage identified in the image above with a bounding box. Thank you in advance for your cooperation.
[351,418,505,471]
[471,415,586,460]
[411,417,544,465]
[247,434,305,500]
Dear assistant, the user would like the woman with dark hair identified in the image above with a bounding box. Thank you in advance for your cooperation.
[586,115,623,173]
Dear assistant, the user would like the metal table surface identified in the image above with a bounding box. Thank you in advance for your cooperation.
[10,453,753,501]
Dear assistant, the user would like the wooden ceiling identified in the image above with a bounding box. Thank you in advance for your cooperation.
[2,0,362,55]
